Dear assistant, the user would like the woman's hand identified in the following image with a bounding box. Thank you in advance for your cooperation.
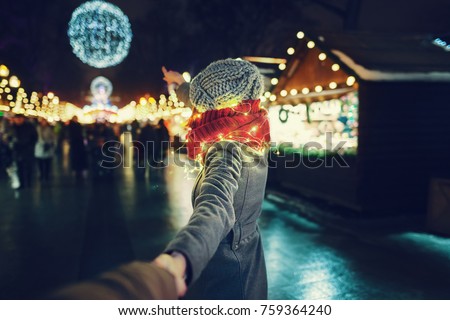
[162,66,186,86]
[152,252,187,297]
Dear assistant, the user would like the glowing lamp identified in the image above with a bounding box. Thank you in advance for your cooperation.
[9,76,20,88]
[0,65,9,78]
[182,72,191,83]
[346,76,356,86]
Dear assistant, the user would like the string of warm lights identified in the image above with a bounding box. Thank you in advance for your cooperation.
[0,64,83,122]
[117,92,192,124]
[261,31,359,154]
[184,100,271,167]
[260,30,358,105]
[0,63,196,125]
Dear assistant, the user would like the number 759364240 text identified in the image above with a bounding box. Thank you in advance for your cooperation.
[259,304,332,316]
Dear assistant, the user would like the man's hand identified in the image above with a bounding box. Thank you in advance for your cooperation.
[152,252,187,297]
[162,66,186,86]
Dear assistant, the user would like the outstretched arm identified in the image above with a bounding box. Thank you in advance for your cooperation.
[155,141,242,291]
[161,66,192,108]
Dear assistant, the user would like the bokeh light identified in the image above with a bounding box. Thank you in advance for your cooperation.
[68,0,133,68]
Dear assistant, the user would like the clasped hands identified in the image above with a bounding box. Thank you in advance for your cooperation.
[152,251,188,297]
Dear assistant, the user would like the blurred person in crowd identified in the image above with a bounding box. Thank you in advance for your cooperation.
[53,121,66,157]
[0,116,7,138]
[137,120,157,173]
[11,114,38,188]
[131,119,140,140]
[0,116,20,189]
[130,120,142,167]
[155,119,170,167]
[34,118,56,183]
[111,122,122,140]
[0,117,11,163]
[156,59,271,299]
[67,116,87,180]
[88,122,119,178]
[0,132,13,180]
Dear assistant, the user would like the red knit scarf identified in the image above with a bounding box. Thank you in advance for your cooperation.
[186,99,271,160]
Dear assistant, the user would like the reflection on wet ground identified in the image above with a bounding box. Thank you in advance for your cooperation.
[1,155,450,299]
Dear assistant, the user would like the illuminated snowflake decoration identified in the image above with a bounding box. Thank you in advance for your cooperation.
[68,0,132,68]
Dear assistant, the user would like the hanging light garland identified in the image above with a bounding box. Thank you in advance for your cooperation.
[0,64,84,121]
[266,31,360,152]
[68,0,133,68]
[117,92,193,124]
[266,31,358,106]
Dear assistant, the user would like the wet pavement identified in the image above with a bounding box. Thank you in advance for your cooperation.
[1,154,450,299]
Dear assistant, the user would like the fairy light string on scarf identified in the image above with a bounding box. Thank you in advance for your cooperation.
[185,99,271,162]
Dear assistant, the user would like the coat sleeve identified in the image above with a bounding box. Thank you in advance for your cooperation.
[50,262,178,300]
[175,82,192,109]
[164,141,242,284]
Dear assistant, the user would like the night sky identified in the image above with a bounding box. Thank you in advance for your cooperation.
[1,0,449,106]
[0,0,303,105]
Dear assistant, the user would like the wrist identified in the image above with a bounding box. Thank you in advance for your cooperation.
[175,77,186,86]
[170,251,187,279]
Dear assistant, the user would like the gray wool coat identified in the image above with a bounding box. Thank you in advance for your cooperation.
[165,141,268,299]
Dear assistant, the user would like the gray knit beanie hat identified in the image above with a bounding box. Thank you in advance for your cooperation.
[190,58,264,112]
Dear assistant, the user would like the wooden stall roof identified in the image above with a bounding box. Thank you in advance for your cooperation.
[314,32,450,74]
[273,44,353,103]
[276,46,349,91]
[259,0,450,104]
[267,30,450,105]
[283,0,450,76]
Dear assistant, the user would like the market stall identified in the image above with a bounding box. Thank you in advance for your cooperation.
[262,33,361,210]
[262,31,450,217]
